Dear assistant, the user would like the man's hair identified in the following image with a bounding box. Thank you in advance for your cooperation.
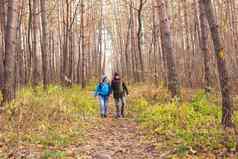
[114,72,119,77]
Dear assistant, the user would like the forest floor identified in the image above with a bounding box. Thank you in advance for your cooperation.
[0,86,159,159]
[0,113,158,159]
[0,84,238,159]
[75,111,159,159]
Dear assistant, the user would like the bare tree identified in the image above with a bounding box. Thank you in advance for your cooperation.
[156,0,180,98]
[137,0,146,81]
[32,0,40,86]
[81,0,86,88]
[1,0,18,105]
[0,0,5,91]
[40,0,50,89]
[199,0,211,93]
[202,0,233,128]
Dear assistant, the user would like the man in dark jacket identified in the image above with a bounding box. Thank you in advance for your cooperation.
[111,72,129,118]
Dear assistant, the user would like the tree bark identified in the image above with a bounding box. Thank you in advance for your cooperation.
[98,0,103,79]
[32,0,40,86]
[40,0,50,89]
[137,0,145,81]
[156,0,180,98]
[203,0,233,128]
[0,0,5,91]
[80,0,86,88]
[124,9,132,81]
[130,1,138,82]
[1,0,18,105]
[199,0,211,93]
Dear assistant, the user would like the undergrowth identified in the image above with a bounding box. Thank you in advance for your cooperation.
[1,83,238,158]
[0,85,97,150]
[129,87,238,158]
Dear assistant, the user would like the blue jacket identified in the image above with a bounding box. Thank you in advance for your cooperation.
[95,82,112,97]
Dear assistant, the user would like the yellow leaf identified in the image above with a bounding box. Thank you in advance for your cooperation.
[218,48,225,60]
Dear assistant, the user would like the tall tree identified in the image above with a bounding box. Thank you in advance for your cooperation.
[98,0,103,79]
[156,0,180,98]
[32,0,40,86]
[137,0,145,81]
[40,0,50,89]
[202,0,233,127]
[1,0,18,105]
[124,4,132,81]
[199,0,211,93]
[80,0,86,88]
[0,0,5,91]
[130,1,139,82]
[62,0,70,83]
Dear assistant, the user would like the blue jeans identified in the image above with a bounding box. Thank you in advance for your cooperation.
[99,96,109,116]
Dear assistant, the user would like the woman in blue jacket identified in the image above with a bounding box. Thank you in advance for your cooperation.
[95,75,112,118]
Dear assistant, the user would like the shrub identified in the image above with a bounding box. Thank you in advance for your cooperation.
[130,90,238,157]
[2,85,98,148]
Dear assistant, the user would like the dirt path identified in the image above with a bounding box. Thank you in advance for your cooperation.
[1,113,159,159]
[76,113,159,159]
[1,91,160,158]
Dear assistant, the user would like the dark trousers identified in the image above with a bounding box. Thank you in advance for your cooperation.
[114,96,126,117]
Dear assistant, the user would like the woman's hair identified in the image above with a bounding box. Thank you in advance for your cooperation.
[101,74,107,83]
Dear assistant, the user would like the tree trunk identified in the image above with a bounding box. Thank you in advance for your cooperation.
[77,37,81,84]
[199,0,211,93]
[40,0,50,89]
[156,0,180,98]
[137,0,145,81]
[32,0,40,86]
[130,1,138,82]
[63,0,70,83]
[0,42,4,91]
[1,0,18,105]
[124,9,132,81]
[0,0,5,91]
[80,0,86,88]
[202,0,233,128]
[98,0,103,79]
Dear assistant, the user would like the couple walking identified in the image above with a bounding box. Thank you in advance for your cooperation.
[94,72,129,118]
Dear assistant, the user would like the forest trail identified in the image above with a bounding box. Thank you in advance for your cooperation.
[1,0,238,157]
[76,111,159,159]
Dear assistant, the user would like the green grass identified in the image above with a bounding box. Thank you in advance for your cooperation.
[1,83,238,158]
[128,89,238,157]
[1,84,98,149]
[42,150,65,159]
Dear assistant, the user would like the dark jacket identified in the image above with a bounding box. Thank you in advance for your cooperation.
[111,78,128,98]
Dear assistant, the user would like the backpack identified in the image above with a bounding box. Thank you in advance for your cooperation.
[112,80,124,97]
[99,83,110,96]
